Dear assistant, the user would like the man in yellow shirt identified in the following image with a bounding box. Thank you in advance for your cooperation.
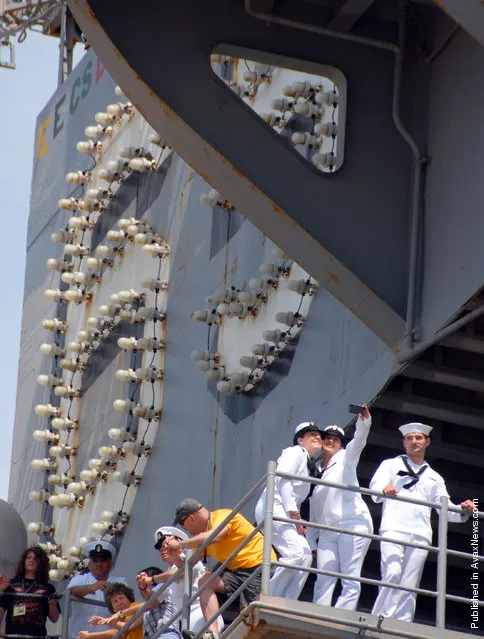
[167,499,276,639]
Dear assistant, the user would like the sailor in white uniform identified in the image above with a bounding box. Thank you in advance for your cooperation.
[68,541,128,637]
[308,405,373,610]
[255,422,323,600]
[370,422,474,622]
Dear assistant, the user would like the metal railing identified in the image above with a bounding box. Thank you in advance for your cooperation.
[268,468,484,621]
[0,591,63,639]
[52,462,483,639]
[60,590,109,639]
[109,473,269,639]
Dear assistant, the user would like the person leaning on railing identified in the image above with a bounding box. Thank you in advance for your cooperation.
[167,499,277,639]
[137,526,223,636]
[88,569,180,639]
[0,546,60,639]
[254,422,323,600]
[135,566,181,639]
[370,422,475,622]
[77,583,142,639]
[307,404,373,611]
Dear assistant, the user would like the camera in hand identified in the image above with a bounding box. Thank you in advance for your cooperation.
[348,404,364,415]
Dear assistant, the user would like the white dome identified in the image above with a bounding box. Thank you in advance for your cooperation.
[0,500,27,572]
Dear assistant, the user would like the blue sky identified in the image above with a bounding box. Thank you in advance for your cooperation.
[0,32,82,500]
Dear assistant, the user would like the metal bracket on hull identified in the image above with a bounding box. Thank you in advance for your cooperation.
[433,0,484,47]
[67,0,410,348]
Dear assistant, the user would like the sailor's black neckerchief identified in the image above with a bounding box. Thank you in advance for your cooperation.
[396,455,428,489]
[308,455,337,497]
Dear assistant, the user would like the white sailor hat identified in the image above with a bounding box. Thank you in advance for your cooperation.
[83,540,116,559]
[153,525,188,549]
[294,421,320,436]
[398,422,433,437]
[293,421,323,444]
[321,425,346,446]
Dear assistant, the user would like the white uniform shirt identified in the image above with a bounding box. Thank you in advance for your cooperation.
[68,572,128,636]
[258,445,310,518]
[370,455,468,542]
[310,416,372,531]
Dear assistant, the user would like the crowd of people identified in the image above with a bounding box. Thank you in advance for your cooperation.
[0,406,475,639]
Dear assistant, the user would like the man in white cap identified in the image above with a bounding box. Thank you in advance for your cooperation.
[68,540,128,637]
[370,422,474,622]
[254,421,323,600]
[137,526,223,635]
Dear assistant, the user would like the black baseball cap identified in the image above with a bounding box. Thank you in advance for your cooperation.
[173,498,203,525]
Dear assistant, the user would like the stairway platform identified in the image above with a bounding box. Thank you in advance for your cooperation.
[221,595,470,639]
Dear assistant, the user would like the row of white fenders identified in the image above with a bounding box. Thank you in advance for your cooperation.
[26,60,320,581]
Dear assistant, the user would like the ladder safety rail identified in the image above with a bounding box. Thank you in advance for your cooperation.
[436,495,448,627]
[5,636,60,639]
[181,548,193,633]
[144,525,266,639]
[274,514,439,552]
[60,591,110,639]
[277,469,484,516]
[273,513,484,562]
[111,474,269,639]
[183,567,263,639]
[65,595,109,606]
[271,467,484,630]
[0,592,63,599]
[261,460,276,595]
[273,558,437,597]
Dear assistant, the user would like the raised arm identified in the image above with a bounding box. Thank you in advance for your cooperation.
[137,567,177,590]
[166,525,229,552]
[345,405,372,467]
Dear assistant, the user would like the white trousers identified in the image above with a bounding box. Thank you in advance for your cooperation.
[372,531,429,622]
[313,517,372,610]
[255,501,312,600]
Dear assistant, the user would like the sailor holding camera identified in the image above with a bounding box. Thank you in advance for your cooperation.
[308,404,373,610]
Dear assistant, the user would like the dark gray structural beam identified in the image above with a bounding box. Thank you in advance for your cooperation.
[433,0,484,46]
[374,392,484,429]
[401,360,484,393]
[327,0,377,31]
[440,333,484,354]
[67,0,411,348]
